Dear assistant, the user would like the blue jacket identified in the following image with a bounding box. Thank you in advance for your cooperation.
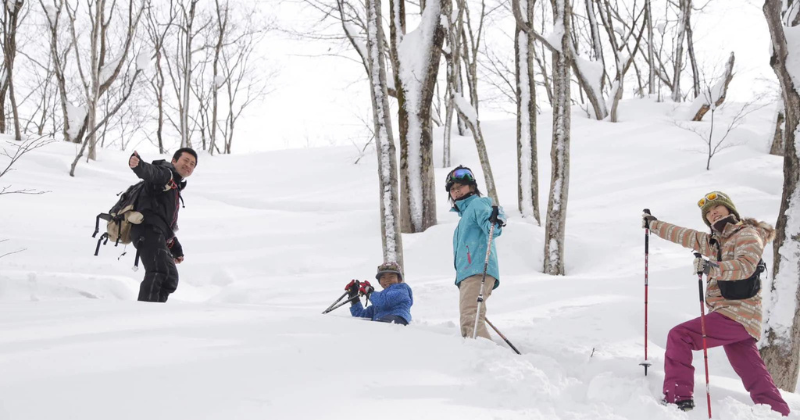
[350,282,413,323]
[451,195,503,289]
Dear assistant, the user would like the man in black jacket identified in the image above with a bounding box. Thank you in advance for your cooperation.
[128,148,197,302]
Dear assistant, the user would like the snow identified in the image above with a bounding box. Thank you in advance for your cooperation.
[1,99,799,419]
[136,53,152,72]
[545,21,565,53]
[453,94,478,126]
[396,0,442,230]
[575,56,605,108]
[99,57,122,86]
[65,102,86,139]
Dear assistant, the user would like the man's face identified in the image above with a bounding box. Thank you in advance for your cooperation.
[172,153,196,178]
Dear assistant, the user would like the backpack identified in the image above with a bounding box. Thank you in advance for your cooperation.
[92,181,145,255]
[711,239,764,300]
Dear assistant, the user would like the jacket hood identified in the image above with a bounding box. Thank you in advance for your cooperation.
[742,218,776,243]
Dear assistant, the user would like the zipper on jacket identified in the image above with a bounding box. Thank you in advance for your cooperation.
[466,245,471,264]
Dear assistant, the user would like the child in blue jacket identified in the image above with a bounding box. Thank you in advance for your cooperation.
[348,261,413,325]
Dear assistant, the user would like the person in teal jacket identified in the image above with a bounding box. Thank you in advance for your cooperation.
[446,165,505,339]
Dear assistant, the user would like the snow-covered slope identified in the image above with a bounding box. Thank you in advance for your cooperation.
[0,99,794,419]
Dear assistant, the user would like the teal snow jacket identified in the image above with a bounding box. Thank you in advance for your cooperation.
[451,194,504,289]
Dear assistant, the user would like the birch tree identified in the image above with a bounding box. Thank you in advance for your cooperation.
[514,0,539,223]
[388,0,447,233]
[770,101,785,156]
[1,0,25,140]
[59,0,146,175]
[760,0,800,391]
[453,0,498,204]
[671,0,688,102]
[542,0,570,275]
[143,1,175,154]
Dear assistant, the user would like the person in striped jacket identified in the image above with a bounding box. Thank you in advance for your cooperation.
[642,191,789,415]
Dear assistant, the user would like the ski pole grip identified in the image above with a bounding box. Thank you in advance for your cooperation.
[643,208,650,215]
[490,205,499,224]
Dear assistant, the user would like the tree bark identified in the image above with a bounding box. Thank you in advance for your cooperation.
[388,0,443,233]
[543,0,571,276]
[366,0,404,267]
[685,0,700,98]
[692,52,735,122]
[760,0,800,392]
[770,101,785,156]
[515,0,539,224]
[671,0,688,102]
[646,0,655,95]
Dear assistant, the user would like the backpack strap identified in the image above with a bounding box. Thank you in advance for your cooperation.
[94,233,109,256]
[710,236,722,261]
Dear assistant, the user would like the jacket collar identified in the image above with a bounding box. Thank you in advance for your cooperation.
[450,194,478,214]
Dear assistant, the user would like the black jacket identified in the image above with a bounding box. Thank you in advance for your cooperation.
[131,159,186,243]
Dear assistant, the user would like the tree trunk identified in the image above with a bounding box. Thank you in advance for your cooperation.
[389,0,442,233]
[770,101,785,156]
[366,0,404,267]
[646,0,655,95]
[515,0,539,224]
[692,52,735,122]
[685,0,700,99]
[760,0,800,392]
[671,0,688,102]
[543,0,571,276]
[443,0,465,169]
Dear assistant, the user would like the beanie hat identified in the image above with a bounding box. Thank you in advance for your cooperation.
[376,261,403,282]
[699,191,740,227]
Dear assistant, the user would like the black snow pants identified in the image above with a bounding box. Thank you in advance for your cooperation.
[131,224,179,302]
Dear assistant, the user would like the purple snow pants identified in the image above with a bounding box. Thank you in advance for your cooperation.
[663,312,790,416]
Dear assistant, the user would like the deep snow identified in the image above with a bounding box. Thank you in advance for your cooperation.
[0,98,796,419]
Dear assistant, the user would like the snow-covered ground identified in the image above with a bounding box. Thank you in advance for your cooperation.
[0,99,795,419]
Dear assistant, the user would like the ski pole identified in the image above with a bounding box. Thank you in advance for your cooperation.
[322,295,360,314]
[640,208,652,375]
[472,205,500,339]
[485,317,521,355]
[322,291,349,314]
[693,251,712,419]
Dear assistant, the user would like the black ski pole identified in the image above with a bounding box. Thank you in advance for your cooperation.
[472,205,500,339]
[485,317,521,355]
[693,252,712,419]
[640,208,652,375]
[322,291,349,314]
[322,295,360,314]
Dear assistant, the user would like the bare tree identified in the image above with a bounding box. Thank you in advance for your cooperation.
[388,0,446,233]
[671,0,688,102]
[542,0,571,276]
[366,0,403,266]
[1,0,26,140]
[689,52,734,121]
[514,0,539,223]
[143,0,176,154]
[646,0,655,95]
[676,94,766,170]
[760,0,800,392]
[0,135,53,195]
[453,0,498,204]
[64,0,146,175]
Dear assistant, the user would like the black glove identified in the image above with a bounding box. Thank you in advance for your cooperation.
[642,212,657,229]
[168,237,184,259]
[345,280,360,300]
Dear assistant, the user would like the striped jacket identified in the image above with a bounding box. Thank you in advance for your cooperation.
[649,218,775,340]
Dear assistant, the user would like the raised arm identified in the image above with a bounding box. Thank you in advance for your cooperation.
[649,220,715,258]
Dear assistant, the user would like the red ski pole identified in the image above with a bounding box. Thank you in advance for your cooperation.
[640,209,652,375]
[693,252,712,419]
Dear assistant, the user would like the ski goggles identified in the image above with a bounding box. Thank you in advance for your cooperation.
[446,168,475,184]
[697,192,728,208]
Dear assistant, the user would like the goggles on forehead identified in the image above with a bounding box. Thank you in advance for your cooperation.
[697,192,728,208]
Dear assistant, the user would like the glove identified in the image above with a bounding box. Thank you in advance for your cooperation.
[345,280,360,299]
[642,212,657,229]
[489,205,506,227]
[359,280,374,296]
[693,257,718,276]
[168,237,184,259]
